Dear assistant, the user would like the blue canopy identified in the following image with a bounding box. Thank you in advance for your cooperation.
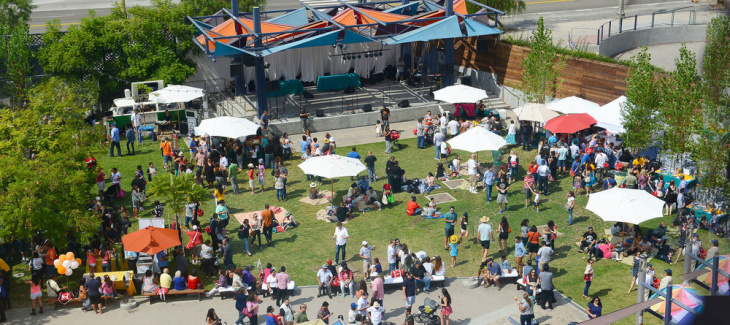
[259,30,340,56]
[385,2,421,15]
[382,16,463,45]
[267,8,309,26]
[463,19,501,37]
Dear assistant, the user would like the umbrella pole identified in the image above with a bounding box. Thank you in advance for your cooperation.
[331,178,335,207]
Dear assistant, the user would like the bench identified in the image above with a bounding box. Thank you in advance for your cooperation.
[261,281,296,297]
[382,275,446,287]
[48,296,116,310]
[516,277,542,295]
[143,289,204,304]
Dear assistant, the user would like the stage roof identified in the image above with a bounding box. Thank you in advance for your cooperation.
[189,0,503,58]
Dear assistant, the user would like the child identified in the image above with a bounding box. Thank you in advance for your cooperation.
[257,159,266,193]
[317,301,333,324]
[101,275,117,299]
[573,175,582,196]
[375,120,382,137]
[153,200,164,219]
[87,248,98,271]
[247,163,256,194]
[449,235,460,268]
[147,162,157,182]
[195,165,204,185]
[25,275,44,315]
[370,257,383,276]
[533,193,541,213]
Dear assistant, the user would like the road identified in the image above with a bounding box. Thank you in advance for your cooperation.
[28,0,698,33]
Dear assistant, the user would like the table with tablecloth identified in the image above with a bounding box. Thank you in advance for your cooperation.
[266,79,304,98]
[316,73,361,92]
[653,171,697,189]
[83,270,137,296]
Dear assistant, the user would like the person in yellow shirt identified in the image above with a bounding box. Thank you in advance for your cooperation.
[632,157,645,168]
[159,137,173,171]
[160,268,173,293]
[214,185,225,204]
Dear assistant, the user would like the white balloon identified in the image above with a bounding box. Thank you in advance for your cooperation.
[71,261,80,269]
[65,269,73,276]
[62,260,71,268]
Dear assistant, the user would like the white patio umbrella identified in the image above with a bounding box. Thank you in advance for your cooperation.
[546,96,600,114]
[589,96,627,134]
[194,116,260,139]
[149,85,205,103]
[447,125,507,153]
[433,84,488,103]
[586,188,665,225]
[512,103,560,123]
[298,155,366,203]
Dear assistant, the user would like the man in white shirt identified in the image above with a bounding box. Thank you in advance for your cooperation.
[387,239,398,275]
[219,155,229,168]
[359,241,376,279]
[333,222,349,265]
[447,119,460,139]
[131,107,143,144]
[439,114,448,135]
[536,241,554,272]
[326,133,336,154]
[477,216,493,260]
[367,301,385,325]
[316,264,333,298]
[569,141,580,158]
[467,154,479,193]
[594,150,608,181]
[433,130,445,161]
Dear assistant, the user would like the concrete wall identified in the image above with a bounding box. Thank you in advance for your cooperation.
[456,66,527,109]
[598,25,708,58]
[268,103,441,136]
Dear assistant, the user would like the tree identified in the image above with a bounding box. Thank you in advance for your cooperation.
[621,47,660,152]
[38,0,197,94]
[0,0,35,28]
[519,17,566,103]
[0,77,102,246]
[148,173,209,226]
[467,0,526,16]
[1,22,33,109]
[659,44,703,166]
[181,0,267,16]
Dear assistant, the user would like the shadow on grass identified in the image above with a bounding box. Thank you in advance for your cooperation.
[592,288,613,297]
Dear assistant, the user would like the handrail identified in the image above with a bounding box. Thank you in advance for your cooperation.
[596,8,696,45]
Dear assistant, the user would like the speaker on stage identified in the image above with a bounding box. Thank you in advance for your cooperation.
[315,109,325,117]
[344,86,355,94]
[398,100,410,108]
[362,104,373,112]
[303,91,314,99]
[266,81,280,92]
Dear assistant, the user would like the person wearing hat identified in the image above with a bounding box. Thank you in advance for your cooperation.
[359,241,376,280]
[707,239,720,260]
[321,138,331,154]
[282,211,296,231]
[348,302,358,323]
[316,264,333,299]
[477,216,493,260]
[308,182,320,200]
[659,269,673,290]
[367,301,385,325]
[449,235,460,268]
[247,163,256,194]
[317,301,332,324]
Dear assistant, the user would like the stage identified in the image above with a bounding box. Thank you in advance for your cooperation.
[214,78,510,136]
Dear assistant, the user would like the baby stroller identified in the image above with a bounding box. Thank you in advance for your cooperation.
[414,297,441,325]
[390,130,401,149]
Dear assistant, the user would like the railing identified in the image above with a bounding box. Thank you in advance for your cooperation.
[596,8,696,45]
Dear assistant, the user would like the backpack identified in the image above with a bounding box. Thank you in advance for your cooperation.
[58,291,75,305]
[699,247,707,260]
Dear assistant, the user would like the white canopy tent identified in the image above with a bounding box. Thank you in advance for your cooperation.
[546,96,600,115]
[512,103,560,123]
[589,96,627,134]
[149,85,206,103]
[298,155,367,204]
[194,116,260,139]
[433,84,488,103]
[586,188,665,225]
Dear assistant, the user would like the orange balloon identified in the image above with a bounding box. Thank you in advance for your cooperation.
[57,266,66,274]
[65,252,75,261]
[75,258,82,265]
[58,255,67,262]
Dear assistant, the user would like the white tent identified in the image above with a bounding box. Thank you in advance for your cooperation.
[546,96,600,114]
[512,103,560,123]
[433,85,488,103]
[447,125,507,153]
[298,155,367,203]
[149,85,205,103]
[589,96,627,134]
[194,116,260,139]
[586,188,665,225]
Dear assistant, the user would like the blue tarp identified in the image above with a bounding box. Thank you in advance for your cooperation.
[267,8,309,26]
[215,41,256,57]
[259,30,340,56]
[384,2,421,15]
[382,16,463,45]
[463,19,501,37]
[342,30,374,44]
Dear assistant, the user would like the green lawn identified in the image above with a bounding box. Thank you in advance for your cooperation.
[6,136,726,324]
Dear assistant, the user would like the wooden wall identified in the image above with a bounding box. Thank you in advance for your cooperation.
[454,37,630,105]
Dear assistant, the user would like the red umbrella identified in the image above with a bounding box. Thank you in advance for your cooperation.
[122,226,181,255]
[543,113,597,134]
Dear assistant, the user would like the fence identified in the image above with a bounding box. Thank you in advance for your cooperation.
[596,8,697,45]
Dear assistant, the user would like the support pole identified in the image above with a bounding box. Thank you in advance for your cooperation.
[253,7,268,119]
[711,255,719,295]
[443,0,455,87]
[664,285,672,325]
[636,256,647,325]
[683,240,693,285]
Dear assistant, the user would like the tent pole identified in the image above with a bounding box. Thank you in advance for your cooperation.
[331,178,335,207]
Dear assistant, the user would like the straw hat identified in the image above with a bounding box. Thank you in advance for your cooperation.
[310,182,317,188]
[480,216,490,223]
[323,138,330,144]
[450,235,459,244]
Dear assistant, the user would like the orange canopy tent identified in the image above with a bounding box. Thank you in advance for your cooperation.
[196,18,295,51]
[122,226,181,255]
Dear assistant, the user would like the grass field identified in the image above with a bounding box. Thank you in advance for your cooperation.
[7,135,727,324]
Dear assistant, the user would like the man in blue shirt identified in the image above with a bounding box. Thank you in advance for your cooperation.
[514,236,527,276]
[548,134,558,147]
[189,137,197,155]
[347,147,362,181]
[485,258,502,290]
[357,177,369,195]
[260,111,269,135]
[300,135,309,156]
[109,124,122,157]
[156,250,169,274]
[483,166,495,203]
[571,157,581,175]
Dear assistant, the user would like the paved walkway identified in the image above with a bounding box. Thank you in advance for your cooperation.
[7,277,588,324]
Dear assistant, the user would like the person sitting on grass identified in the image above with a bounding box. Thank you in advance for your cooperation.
[282,212,297,230]
[406,196,422,216]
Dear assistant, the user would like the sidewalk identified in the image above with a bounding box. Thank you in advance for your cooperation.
[7,278,588,324]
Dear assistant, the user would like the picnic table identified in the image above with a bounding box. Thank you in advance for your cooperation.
[653,171,697,189]
[83,270,136,296]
